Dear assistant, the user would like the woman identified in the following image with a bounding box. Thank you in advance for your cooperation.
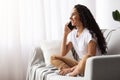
[50,4,107,76]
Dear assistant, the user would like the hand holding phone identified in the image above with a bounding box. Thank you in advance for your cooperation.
[68,22,75,30]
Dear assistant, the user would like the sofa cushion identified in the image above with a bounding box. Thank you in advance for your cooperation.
[40,40,74,66]
[107,29,120,55]
[46,73,84,80]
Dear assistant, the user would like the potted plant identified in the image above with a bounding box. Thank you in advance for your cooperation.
[112,10,120,22]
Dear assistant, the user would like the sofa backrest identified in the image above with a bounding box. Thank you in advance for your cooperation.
[102,28,120,55]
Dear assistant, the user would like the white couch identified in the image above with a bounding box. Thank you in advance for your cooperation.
[26,29,120,80]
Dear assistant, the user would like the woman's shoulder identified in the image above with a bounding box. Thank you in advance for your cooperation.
[83,28,91,36]
[67,29,76,38]
[84,28,97,42]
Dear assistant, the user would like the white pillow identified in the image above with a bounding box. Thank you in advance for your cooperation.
[40,40,74,66]
[107,29,120,55]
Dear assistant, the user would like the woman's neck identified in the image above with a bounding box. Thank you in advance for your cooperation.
[77,27,84,32]
[76,25,84,37]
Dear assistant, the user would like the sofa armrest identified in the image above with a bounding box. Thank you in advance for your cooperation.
[84,55,120,80]
[30,47,45,66]
[26,47,46,80]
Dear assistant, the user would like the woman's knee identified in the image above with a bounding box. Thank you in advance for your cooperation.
[50,55,57,64]
[50,55,56,60]
[50,55,62,65]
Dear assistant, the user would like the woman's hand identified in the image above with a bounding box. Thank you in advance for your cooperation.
[70,65,77,71]
[64,23,71,36]
[58,65,77,76]
[59,68,72,75]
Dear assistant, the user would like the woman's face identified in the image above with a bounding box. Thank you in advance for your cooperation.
[70,8,80,26]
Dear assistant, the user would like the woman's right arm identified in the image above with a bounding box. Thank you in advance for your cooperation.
[60,23,73,56]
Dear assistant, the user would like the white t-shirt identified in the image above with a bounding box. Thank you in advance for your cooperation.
[67,28,101,59]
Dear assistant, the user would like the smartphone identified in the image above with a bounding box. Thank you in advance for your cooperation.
[68,22,75,30]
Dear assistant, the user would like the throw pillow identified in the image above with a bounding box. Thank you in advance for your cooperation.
[40,40,74,66]
[107,29,120,55]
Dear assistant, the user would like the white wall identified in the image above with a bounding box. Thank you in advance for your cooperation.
[96,0,120,29]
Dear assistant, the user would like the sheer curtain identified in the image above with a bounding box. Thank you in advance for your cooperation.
[0,0,95,80]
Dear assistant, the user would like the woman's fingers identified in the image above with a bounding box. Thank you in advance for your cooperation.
[59,70,65,75]
[59,68,72,75]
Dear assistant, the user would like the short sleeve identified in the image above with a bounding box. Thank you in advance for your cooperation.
[86,32,96,44]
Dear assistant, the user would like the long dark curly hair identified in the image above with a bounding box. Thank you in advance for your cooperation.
[74,4,107,54]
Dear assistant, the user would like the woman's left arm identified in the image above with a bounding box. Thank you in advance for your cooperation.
[78,40,97,73]
[69,40,97,76]
[87,40,97,56]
